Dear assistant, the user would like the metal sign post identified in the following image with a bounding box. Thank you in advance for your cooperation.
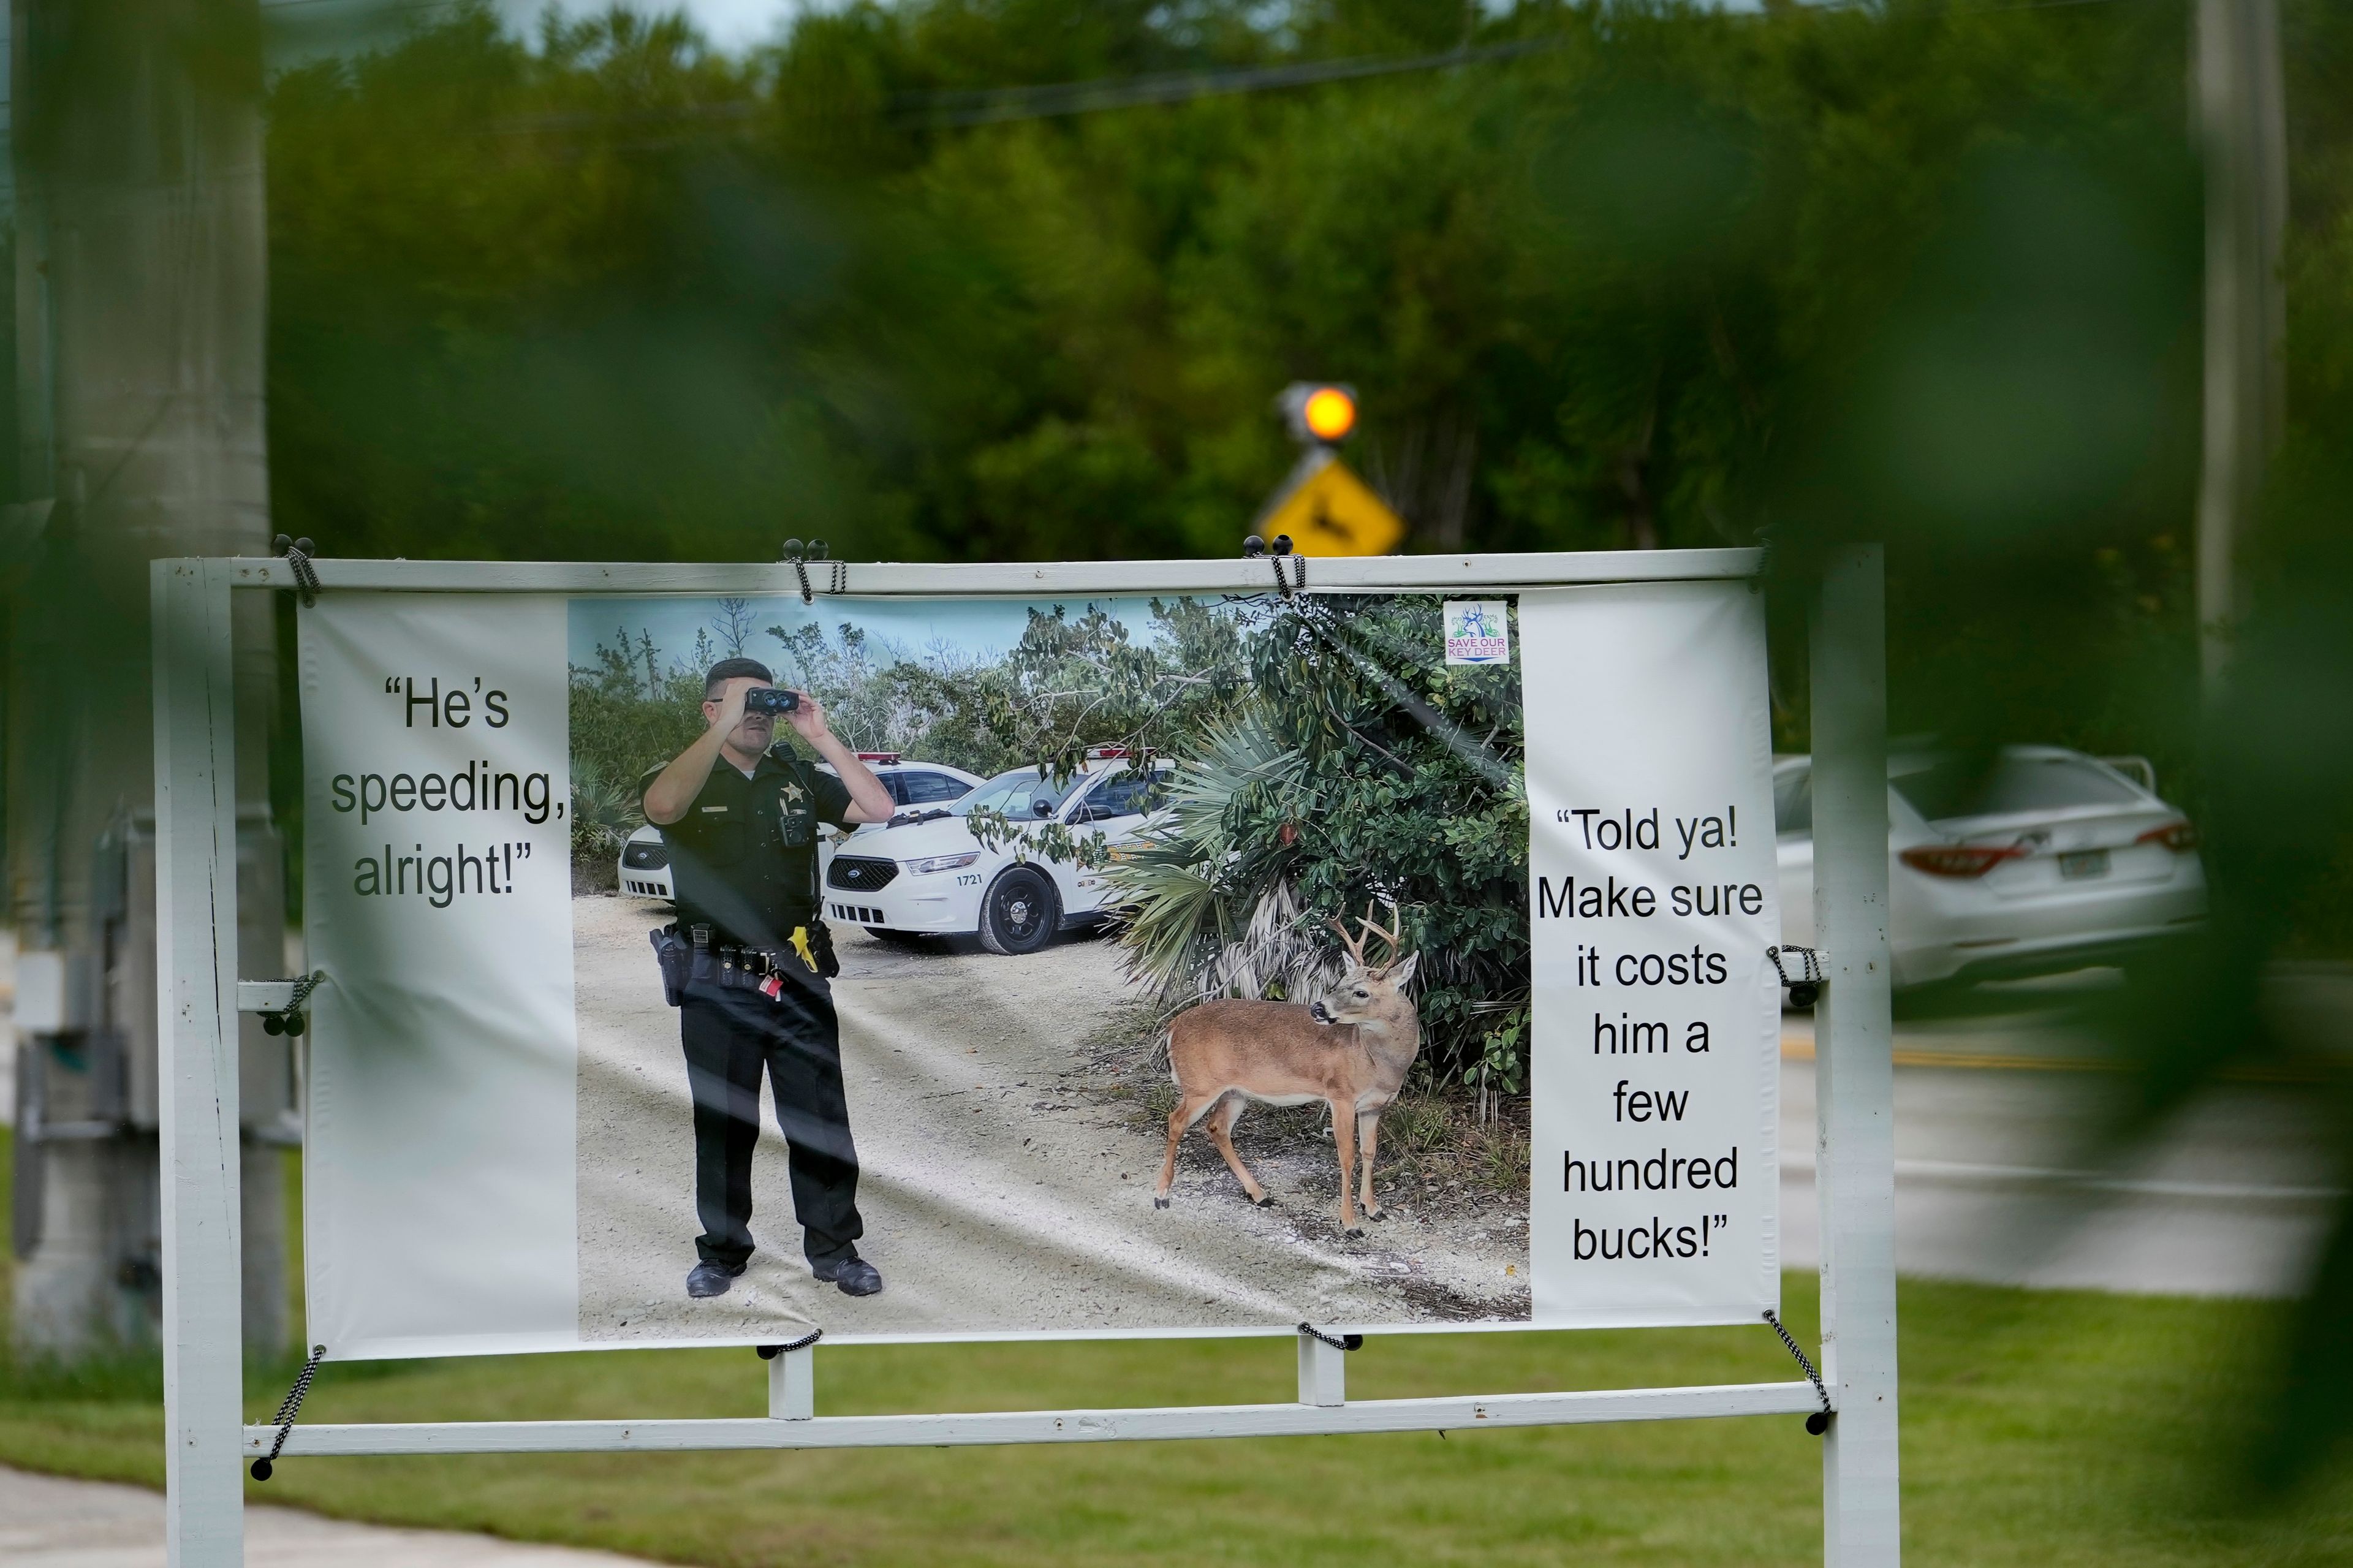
[151,547,1898,1567]
[153,559,250,1564]
[1811,546,1901,1564]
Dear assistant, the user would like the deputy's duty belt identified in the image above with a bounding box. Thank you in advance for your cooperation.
[650,922,820,1007]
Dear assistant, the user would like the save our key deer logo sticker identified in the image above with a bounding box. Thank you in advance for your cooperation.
[1444,600,1510,665]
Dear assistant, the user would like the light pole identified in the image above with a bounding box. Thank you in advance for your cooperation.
[6,0,290,1357]
[2193,0,2287,692]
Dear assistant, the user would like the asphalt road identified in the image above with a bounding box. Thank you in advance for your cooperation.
[1778,989,2344,1298]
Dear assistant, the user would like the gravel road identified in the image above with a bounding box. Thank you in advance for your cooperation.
[572,895,1530,1342]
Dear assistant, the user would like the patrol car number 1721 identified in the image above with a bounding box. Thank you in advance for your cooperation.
[820,752,1169,955]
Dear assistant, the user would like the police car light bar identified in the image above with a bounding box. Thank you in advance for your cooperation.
[855,752,901,764]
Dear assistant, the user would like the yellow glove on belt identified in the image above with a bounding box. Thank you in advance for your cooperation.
[789,926,819,973]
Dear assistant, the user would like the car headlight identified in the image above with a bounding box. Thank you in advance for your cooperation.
[907,851,980,875]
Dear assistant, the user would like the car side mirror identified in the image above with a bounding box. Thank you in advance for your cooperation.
[1032,798,1054,819]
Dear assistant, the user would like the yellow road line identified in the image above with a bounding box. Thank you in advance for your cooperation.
[1778,1037,2325,1084]
[1781,1038,2106,1072]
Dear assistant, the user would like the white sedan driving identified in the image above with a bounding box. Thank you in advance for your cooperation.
[1775,745,2207,990]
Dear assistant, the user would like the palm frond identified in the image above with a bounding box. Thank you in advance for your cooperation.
[1197,880,1339,1005]
[1105,701,1322,1004]
[1110,855,1229,998]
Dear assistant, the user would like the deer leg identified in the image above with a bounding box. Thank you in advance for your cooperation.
[1357,1108,1385,1220]
[1203,1096,1273,1206]
[1156,1090,1217,1209]
[1330,1100,1362,1235]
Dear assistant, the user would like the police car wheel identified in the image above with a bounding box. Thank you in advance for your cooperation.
[979,867,1059,956]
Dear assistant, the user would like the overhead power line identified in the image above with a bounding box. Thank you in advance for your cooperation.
[464,34,1566,142]
[756,0,2154,134]
[879,0,2151,131]
[889,37,1566,128]
[343,0,2158,147]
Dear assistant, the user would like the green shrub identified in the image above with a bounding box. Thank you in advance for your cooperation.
[1107,594,1528,1086]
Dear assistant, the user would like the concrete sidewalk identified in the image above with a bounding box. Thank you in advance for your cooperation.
[0,1466,662,1567]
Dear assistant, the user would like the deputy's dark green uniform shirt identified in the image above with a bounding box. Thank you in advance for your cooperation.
[641,750,853,947]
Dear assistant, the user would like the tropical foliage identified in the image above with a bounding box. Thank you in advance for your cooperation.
[264,0,2200,708]
[261,0,2353,791]
[568,629,716,863]
[767,599,1251,778]
[571,596,1242,797]
[1104,594,1528,1085]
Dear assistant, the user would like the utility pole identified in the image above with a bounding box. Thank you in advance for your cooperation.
[2194,0,2288,691]
[6,0,289,1356]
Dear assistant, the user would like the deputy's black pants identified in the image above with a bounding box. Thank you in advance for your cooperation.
[679,968,863,1270]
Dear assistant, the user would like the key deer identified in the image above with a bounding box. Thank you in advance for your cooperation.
[1152,904,1420,1234]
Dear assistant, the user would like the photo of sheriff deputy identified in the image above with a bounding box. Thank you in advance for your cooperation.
[642,657,896,1300]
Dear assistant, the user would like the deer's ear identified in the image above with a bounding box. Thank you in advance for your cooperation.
[1388,952,1419,987]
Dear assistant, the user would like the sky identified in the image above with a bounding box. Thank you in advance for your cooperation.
[0,1,1788,223]
[503,0,809,51]
[259,0,818,57]
[256,0,1789,72]
[551,0,1784,53]
[567,594,1183,679]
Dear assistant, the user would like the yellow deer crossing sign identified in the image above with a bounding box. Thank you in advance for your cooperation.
[1252,449,1406,556]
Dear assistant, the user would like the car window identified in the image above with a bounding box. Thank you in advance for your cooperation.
[882,773,911,805]
[900,771,971,805]
[952,766,1083,819]
[1086,771,1160,818]
[1892,754,2142,822]
[1773,768,1812,838]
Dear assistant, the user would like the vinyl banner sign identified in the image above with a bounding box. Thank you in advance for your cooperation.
[1521,585,1783,1325]
[298,580,1776,1360]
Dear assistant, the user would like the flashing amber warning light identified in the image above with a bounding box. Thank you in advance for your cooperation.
[1303,387,1356,441]
[1278,381,1358,447]
[1260,382,1399,554]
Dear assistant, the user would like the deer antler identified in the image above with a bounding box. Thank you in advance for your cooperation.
[1358,899,1404,968]
[1328,915,1369,967]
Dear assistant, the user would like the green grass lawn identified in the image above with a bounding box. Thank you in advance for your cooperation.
[2,1127,2349,1566]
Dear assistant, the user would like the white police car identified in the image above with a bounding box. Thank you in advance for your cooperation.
[615,754,983,901]
[822,751,1170,953]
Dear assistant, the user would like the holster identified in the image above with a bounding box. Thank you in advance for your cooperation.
[658,918,834,1004]
[648,925,690,1007]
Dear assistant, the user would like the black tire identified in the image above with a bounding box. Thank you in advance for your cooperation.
[978,866,1060,956]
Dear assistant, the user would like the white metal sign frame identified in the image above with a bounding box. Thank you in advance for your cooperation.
[153,545,1898,1567]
